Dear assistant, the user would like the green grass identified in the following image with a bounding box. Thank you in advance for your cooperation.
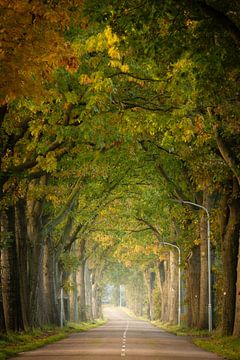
[194,336,240,360]
[152,321,240,360]
[0,319,106,360]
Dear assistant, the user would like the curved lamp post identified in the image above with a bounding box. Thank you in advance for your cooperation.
[180,200,212,332]
[161,241,181,326]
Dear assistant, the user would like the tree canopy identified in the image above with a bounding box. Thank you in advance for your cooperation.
[0,0,240,338]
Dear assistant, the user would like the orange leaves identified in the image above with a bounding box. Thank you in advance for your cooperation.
[0,0,81,104]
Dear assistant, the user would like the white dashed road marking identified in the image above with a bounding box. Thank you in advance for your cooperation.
[121,320,129,357]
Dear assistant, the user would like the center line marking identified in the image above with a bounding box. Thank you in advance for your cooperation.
[121,320,129,357]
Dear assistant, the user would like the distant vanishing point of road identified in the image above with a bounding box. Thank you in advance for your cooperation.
[10,307,224,360]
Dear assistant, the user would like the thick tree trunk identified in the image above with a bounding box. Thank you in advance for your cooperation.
[168,251,178,324]
[27,195,46,327]
[0,206,22,331]
[91,266,104,319]
[233,237,240,336]
[72,270,79,322]
[85,261,93,321]
[186,246,200,328]
[198,192,209,329]
[221,179,240,335]
[43,238,60,325]
[143,269,154,320]
[155,260,163,320]
[15,199,30,330]
[78,259,87,321]
[62,270,70,322]
[0,254,6,331]
[159,257,169,322]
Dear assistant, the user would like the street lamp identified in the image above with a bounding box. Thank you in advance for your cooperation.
[180,200,212,332]
[161,241,181,326]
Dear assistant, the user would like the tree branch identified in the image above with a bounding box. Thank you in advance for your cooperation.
[197,1,240,45]
[135,217,162,242]
[215,130,240,186]
[43,177,82,235]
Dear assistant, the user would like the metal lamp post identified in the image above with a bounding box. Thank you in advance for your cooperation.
[161,241,181,326]
[180,200,212,332]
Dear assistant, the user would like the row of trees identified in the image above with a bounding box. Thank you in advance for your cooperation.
[0,0,240,337]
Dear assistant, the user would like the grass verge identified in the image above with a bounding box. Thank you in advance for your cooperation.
[0,319,106,360]
[152,321,240,360]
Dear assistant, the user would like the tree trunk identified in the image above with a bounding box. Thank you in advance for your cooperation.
[91,267,104,319]
[198,192,209,329]
[158,254,170,322]
[85,261,93,321]
[78,259,87,321]
[27,195,46,327]
[233,237,240,336]
[221,178,240,335]
[155,260,163,320]
[169,251,178,324]
[0,254,6,331]
[43,238,60,325]
[15,199,30,330]
[186,246,200,328]
[0,206,22,331]
[143,269,154,320]
[72,270,79,322]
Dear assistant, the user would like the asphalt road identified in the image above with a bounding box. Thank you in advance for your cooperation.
[10,307,224,360]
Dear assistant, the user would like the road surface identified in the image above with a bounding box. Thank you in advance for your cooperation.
[10,307,224,360]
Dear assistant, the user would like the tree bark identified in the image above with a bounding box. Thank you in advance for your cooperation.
[168,251,178,324]
[15,199,30,330]
[143,269,154,320]
[233,237,240,336]
[186,246,200,328]
[85,260,93,321]
[78,259,87,321]
[158,256,170,322]
[0,206,22,331]
[198,192,209,329]
[43,238,60,325]
[221,178,240,335]
[27,194,45,327]
[0,254,6,331]
[216,131,240,186]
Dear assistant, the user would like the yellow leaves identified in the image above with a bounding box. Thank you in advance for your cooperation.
[194,238,201,246]
[184,19,198,29]
[86,26,119,54]
[37,152,57,173]
[46,193,62,206]
[109,60,129,73]
[133,244,145,253]
[173,57,192,73]
[85,26,128,72]
[86,37,97,52]
[79,74,93,85]
[104,26,119,47]
[182,128,194,142]
[175,117,194,143]
[109,59,120,68]
[72,39,84,57]
[108,46,120,60]
[121,64,129,73]
[29,119,44,140]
